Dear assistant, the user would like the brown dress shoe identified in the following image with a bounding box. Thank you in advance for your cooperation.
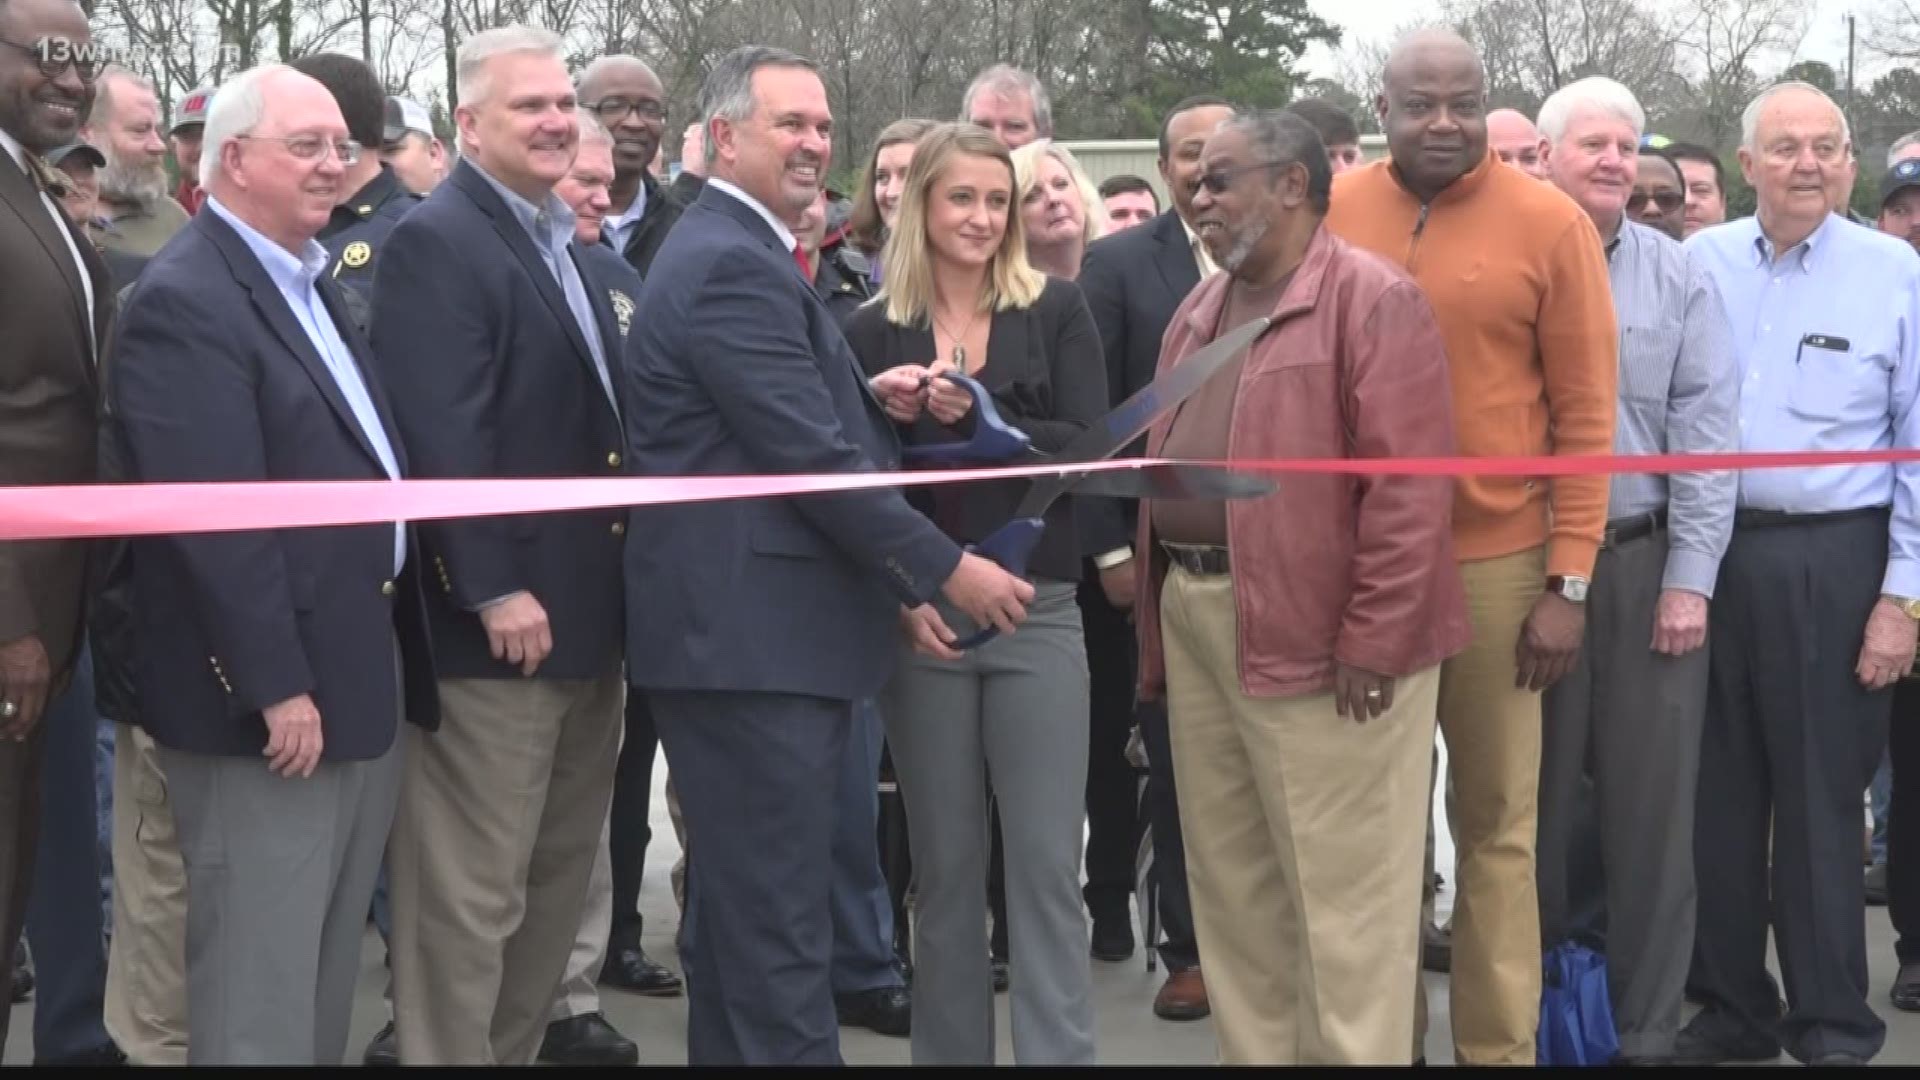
[1153,967,1211,1021]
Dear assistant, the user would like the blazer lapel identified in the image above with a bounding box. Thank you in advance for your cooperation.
[0,149,95,365]
[320,276,407,475]
[570,246,624,419]
[202,213,389,473]
[1151,212,1202,308]
[453,162,604,396]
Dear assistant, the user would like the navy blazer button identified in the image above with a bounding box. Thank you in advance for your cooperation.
[607,451,623,468]
[611,521,626,536]
[381,579,397,596]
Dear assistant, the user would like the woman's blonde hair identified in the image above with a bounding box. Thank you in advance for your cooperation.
[847,118,939,255]
[1011,139,1106,248]
[881,122,1046,327]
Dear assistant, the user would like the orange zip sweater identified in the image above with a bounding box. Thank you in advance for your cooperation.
[1325,151,1618,579]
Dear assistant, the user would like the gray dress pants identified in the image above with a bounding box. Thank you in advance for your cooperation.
[881,578,1096,1065]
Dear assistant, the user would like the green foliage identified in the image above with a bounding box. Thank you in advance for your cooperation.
[1125,0,1341,122]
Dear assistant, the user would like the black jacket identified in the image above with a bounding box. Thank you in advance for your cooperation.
[615,171,685,279]
[842,276,1109,582]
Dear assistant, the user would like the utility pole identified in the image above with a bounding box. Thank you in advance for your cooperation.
[1847,12,1857,138]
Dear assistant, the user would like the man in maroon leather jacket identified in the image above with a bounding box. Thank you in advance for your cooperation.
[1133,109,1469,1065]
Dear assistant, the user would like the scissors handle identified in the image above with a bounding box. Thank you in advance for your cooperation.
[950,517,1045,651]
[900,373,1033,464]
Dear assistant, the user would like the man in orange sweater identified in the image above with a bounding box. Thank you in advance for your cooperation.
[1324,28,1619,1065]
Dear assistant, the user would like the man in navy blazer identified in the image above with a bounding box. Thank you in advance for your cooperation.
[108,64,436,1065]
[623,46,1034,1065]
[367,26,630,1066]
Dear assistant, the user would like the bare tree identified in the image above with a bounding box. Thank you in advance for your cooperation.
[1865,0,1920,63]
[1673,0,1811,148]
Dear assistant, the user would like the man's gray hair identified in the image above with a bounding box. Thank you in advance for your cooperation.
[1221,108,1332,214]
[1535,76,1644,145]
[198,63,287,190]
[1890,130,1920,168]
[575,109,611,147]
[1741,80,1850,150]
[85,65,152,130]
[697,45,816,167]
[456,25,565,107]
[578,54,660,97]
[961,63,1053,138]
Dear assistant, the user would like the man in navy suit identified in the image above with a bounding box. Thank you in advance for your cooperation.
[623,45,1035,1065]
[108,64,436,1065]
[368,26,630,1066]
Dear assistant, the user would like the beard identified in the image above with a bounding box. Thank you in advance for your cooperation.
[1220,213,1272,274]
[98,149,169,210]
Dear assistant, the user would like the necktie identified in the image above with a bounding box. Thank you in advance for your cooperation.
[793,246,813,279]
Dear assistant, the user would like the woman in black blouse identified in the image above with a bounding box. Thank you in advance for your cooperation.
[842,122,1107,1066]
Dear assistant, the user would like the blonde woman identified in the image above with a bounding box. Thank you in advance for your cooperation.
[842,122,1106,1065]
[847,118,940,285]
[1011,139,1105,280]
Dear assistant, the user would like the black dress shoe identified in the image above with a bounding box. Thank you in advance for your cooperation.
[1893,962,1920,1012]
[35,1043,127,1066]
[600,944,684,997]
[1672,1017,1781,1065]
[991,957,1010,993]
[836,984,911,1037]
[539,1012,640,1066]
[362,1021,399,1067]
[1090,914,1135,962]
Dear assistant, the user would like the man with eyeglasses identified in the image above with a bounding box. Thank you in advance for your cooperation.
[1325,29,1618,1065]
[0,0,113,1062]
[1676,80,1920,1068]
[107,62,434,1066]
[1535,77,1737,1066]
[78,66,187,257]
[577,54,683,277]
[1631,148,1687,240]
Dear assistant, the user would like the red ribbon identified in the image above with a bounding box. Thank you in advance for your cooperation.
[3,448,1918,542]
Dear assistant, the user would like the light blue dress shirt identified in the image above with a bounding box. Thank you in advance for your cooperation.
[1685,212,1920,597]
[472,164,619,415]
[603,184,647,253]
[204,196,405,575]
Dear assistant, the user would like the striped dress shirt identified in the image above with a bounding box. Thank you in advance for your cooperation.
[1604,218,1740,597]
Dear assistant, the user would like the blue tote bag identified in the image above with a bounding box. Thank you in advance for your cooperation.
[1539,941,1621,1066]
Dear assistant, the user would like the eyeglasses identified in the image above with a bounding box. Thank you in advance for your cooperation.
[1196,161,1289,195]
[0,37,105,82]
[1627,190,1684,213]
[238,134,363,165]
[583,99,666,123]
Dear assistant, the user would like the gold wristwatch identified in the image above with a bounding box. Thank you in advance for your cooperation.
[1884,594,1920,620]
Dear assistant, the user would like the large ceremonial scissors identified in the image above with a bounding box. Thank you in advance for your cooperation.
[902,316,1277,649]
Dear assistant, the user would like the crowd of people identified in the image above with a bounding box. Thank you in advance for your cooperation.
[4,0,1920,1066]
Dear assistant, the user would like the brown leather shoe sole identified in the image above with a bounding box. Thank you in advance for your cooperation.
[1153,968,1211,1021]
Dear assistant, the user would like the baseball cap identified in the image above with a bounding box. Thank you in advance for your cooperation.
[1883,157,1920,209]
[47,142,105,169]
[1640,133,1673,150]
[171,86,213,134]
[384,96,434,145]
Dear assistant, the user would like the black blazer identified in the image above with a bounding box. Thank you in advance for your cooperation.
[616,171,685,278]
[623,183,962,701]
[1076,210,1207,552]
[109,209,437,761]
[369,158,628,681]
[842,276,1109,582]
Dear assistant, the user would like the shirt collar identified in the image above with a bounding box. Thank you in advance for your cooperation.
[204,195,330,293]
[471,160,577,253]
[706,176,797,251]
[335,164,402,222]
[1749,211,1839,273]
[0,128,26,173]
[609,182,648,230]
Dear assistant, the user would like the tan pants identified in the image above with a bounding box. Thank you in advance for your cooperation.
[1412,547,1546,1064]
[389,672,623,1065]
[103,723,189,1065]
[1161,567,1438,1064]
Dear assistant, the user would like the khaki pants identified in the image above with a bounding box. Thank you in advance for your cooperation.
[389,672,623,1065]
[103,723,189,1065]
[1412,547,1546,1064]
[1161,567,1438,1064]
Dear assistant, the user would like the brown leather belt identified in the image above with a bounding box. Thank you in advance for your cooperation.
[1161,542,1230,576]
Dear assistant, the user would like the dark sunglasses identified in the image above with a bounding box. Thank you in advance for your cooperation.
[0,37,105,82]
[1627,190,1684,213]
[1197,160,1289,195]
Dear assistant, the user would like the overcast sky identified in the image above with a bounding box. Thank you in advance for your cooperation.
[1300,0,1869,83]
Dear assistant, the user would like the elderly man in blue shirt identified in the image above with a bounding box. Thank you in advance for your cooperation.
[1678,80,1920,1068]
[1534,76,1738,1066]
